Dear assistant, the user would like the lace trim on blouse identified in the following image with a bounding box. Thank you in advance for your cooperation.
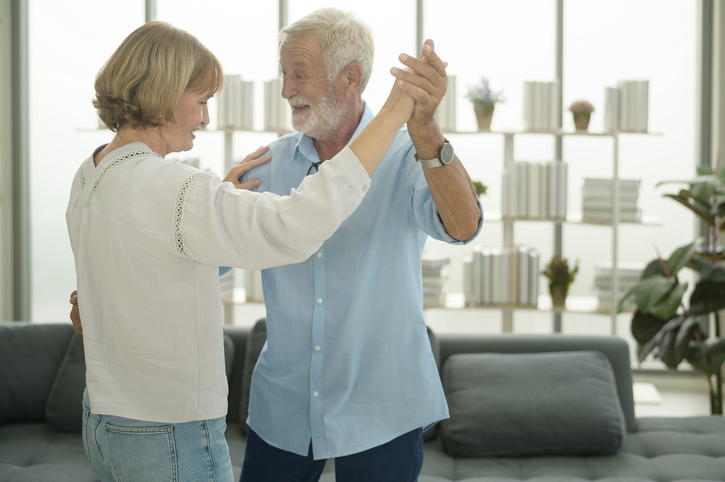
[174,173,198,261]
[78,165,86,190]
[84,150,159,207]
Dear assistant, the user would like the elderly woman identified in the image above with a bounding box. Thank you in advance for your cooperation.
[66,21,416,482]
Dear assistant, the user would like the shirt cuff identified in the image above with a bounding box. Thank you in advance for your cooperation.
[326,145,371,198]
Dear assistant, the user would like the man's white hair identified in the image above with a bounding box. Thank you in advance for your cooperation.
[279,8,375,93]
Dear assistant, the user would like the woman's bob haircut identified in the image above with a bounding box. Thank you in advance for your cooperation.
[93,21,224,132]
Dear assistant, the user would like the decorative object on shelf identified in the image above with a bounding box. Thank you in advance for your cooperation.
[604,80,649,133]
[523,80,560,132]
[591,261,644,311]
[617,162,725,415]
[542,254,578,307]
[502,160,567,220]
[581,178,641,223]
[264,77,292,133]
[463,245,539,307]
[568,100,594,132]
[422,254,450,308]
[473,181,487,197]
[466,77,504,131]
[436,74,457,132]
[217,75,255,130]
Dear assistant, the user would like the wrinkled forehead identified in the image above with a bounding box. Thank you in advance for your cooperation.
[279,35,326,71]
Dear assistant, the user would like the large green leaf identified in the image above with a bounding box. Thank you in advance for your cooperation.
[663,194,714,226]
[674,315,702,365]
[692,259,725,282]
[639,315,685,364]
[666,241,697,276]
[631,310,666,349]
[697,165,715,176]
[641,259,667,278]
[650,281,687,320]
[657,323,684,369]
[689,280,725,315]
[686,337,725,375]
[690,174,721,200]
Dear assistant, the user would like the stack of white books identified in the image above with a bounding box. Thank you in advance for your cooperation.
[217,75,255,130]
[264,78,292,133]
[501,160,567,220]
[219,269,235,301]
[604,80,649,133]
[523,80,560,131]
[581,178,641,223]
[463,245,539,307]
[422,254,450,307]
[592,261,644,310]
[436,74,456,132]
[244,269,264,303]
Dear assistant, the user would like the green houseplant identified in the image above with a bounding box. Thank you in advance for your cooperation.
[568,99,595,132]
[617,163,725,414]
[542,254,578,307]
[466,77,504,131]
[472,181,487,198]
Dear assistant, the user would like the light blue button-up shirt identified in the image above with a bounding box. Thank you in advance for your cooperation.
[242,104,483,459]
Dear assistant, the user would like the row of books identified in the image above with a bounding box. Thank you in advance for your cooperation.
[216,76,293,132]
[436,75,457,133]
[523,80,561,132]
[422,254,450,307]
[217,75,255,130]
[502,160,568,219]
[592,261,643,310]
[604,80,649,133]
[463,246,540,306]
[581,177,641,223]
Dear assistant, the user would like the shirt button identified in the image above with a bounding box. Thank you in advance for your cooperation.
[317,252,322,258]
[315,345,321,351]
[313,391,319,397]
[317,298,322,304]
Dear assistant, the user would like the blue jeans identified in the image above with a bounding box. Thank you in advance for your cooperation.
[82,389,233,482]
[240,427,423,482]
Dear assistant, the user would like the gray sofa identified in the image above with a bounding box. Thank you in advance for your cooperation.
[1,321,724,482]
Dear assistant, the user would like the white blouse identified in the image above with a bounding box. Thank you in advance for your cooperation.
[66,142,370,423]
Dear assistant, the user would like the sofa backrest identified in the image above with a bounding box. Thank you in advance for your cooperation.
[436,333,637,432]
[0,322,75,424]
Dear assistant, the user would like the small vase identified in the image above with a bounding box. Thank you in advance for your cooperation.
[474,104,495,131]
[550,284,568,308]
[573,112,591,132]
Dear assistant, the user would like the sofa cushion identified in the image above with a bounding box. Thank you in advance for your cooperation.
[0,322,74,425]
[440,350,625,457]
[45,333,86,433]
[239,318,267,435]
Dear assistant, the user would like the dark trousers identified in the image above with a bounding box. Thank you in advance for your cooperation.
[239,427,424,482]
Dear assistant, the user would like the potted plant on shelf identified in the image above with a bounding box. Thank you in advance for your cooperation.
[617,162,725,414]
[568,100,595,132]
[473,181,488,198]
[466,77,504,131]
[542,254,578,307]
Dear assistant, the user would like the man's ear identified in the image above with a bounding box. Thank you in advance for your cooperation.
[342,63,363,96]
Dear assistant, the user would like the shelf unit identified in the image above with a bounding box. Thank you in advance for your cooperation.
[450,129,660,334]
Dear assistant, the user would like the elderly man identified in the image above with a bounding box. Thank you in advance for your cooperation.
[238,8,482,482]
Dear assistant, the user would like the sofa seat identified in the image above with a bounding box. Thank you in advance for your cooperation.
[416,416,725,482]
[0,423,97,482]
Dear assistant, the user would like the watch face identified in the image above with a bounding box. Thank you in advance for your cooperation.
[441,142,454,164]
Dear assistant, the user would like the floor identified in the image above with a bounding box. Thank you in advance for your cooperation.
[225,290,721,419]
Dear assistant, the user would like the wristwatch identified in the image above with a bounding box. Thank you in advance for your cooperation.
[414,139,454,168]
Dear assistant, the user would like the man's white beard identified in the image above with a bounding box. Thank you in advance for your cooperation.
[289,84,349,139]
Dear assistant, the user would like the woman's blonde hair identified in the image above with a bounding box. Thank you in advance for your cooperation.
[93,21,224,132]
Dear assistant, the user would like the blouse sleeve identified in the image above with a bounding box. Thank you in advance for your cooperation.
[178,146,370,269]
